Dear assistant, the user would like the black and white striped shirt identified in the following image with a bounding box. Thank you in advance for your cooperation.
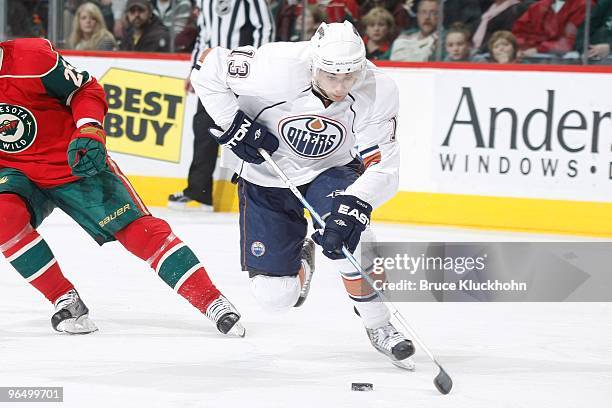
[192,0,274,65]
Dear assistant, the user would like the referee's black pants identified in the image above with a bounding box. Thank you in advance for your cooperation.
[183,100,222,205]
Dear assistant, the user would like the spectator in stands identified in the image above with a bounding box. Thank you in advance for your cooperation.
[472,0,533,53]
[362,7,395,60]
[151,0,193,33]
[389,0,439,61]
[444,22,474,61]
[512,0,590,56]
[290,5,326,41]
[443,0,482,34]
[68,2,118,50]
[120,0,170,52]
[488,29,519,62]
[360,0,414,39]
[576,0,612,60]
[64,1,115,47]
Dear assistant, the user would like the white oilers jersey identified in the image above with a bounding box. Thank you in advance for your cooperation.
[190,41,400,208]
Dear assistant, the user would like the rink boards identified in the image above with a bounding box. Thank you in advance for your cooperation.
[62,51,612,236]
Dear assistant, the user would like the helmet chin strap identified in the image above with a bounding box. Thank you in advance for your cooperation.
[311,79,335,104]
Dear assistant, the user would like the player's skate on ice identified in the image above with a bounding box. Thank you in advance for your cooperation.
[52,289,98,334]
[190,21,413,366]
[366,322,415,370]
[205,295,244,336]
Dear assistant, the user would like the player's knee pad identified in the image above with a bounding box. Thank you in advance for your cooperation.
[0,194,31,244]
[249,274,301,312]
[115,215,174,261]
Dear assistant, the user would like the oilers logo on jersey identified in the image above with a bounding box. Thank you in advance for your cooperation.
[279,116,346,159]
[0,104,37,153]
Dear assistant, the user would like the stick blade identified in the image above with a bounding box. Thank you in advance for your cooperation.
[434,367,453,395]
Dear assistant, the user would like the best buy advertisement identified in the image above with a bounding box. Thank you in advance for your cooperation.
[99,68,185,162]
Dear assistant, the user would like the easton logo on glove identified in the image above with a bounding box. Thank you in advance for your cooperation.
[225,117,252,149]
[211,110,278,164]
[312,194,373,260]
[337,202,370,226]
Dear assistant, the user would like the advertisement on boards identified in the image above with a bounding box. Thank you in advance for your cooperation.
[432,70,612,202]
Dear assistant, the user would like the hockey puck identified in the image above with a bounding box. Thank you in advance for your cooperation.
[351,383,373,392]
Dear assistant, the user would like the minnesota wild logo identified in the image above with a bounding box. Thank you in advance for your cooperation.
[0,104,37,153]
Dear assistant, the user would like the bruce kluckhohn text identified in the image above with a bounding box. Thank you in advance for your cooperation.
[373,279,528,292]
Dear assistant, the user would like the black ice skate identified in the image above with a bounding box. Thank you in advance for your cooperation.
[205,295,245,337]
[167,192,213,212]
[51,289,98,334]
[294,238,315,307]
[366,322,415,370]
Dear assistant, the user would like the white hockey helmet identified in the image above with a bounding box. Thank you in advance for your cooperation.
[310,21,367,75]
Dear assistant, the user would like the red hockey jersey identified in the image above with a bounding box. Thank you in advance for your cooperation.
[0,38,108,188]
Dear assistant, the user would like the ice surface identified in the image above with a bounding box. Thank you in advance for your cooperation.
[1,209,611,407]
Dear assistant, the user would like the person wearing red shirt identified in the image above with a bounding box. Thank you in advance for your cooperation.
[0,38,244,337]
[512,0,591,55]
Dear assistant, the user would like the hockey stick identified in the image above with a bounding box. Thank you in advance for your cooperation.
[258,148,453,395]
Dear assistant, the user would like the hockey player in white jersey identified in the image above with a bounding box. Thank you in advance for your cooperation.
[190,21,414,367]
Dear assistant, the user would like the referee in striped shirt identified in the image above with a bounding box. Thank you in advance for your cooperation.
[168,0,274,210]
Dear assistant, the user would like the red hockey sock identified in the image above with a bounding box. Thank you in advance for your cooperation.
[176,269,222,314]
[116,216,221,312]
[0,194,73,303]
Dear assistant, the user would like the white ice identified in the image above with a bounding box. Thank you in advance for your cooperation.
[1,209,611,407]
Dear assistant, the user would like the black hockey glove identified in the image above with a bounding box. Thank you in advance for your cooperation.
[312,195,372,260]
[211,110,279,164]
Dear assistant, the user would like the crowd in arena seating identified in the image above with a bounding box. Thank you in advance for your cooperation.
[5,0,612,64]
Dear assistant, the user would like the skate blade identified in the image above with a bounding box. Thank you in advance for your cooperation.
[228,321,246,338]
[294,295,307,308]
[294,260,314,307]
[56,315,99,335]
[391,357,416,371]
